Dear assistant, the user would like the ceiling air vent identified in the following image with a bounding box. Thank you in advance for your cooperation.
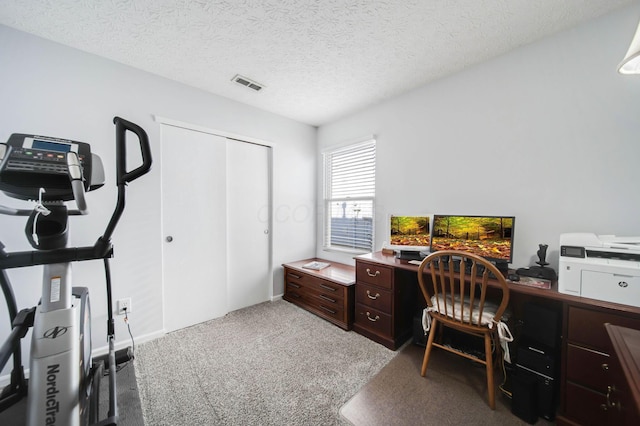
[232,74,264,91]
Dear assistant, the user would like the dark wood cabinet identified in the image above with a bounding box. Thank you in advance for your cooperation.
[282,259,355,330]
[352,258,417,350]
[353,250,640,423]
[557,304,640,426]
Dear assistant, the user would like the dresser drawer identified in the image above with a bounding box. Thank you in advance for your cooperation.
[311,277,345,297]
[306,284,346,311]
[564,381,609,426]
[284,284,305,301]
[285,268,314,289]
[355,283,392,313]
[354,303,392,336]
[567,306,640,351]
[286,269,345,300]
[356,262,393,289]
[566,343,611,390]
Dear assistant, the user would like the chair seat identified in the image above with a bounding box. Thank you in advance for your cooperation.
[428,294,500,327]
[422,294,514,363]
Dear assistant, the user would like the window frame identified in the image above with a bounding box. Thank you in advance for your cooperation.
[322,138,376,254]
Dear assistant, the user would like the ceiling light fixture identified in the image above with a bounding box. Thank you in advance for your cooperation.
[232,74,265,91]
[618,20,640,74]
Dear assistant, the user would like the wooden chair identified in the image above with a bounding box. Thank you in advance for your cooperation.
[417,250,510,409]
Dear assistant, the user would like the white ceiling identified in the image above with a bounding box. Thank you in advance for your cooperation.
[0,0,635,126]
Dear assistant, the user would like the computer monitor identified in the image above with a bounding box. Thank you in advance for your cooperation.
[430,215,515,264]
[386,215,431,252]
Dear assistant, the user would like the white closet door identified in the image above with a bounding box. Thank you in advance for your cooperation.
[161,124,228,332]
[226,141,271,311]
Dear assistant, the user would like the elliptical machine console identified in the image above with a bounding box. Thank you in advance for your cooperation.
[0,134,105,249]
[0,117,152,426]
[0,133,103,201]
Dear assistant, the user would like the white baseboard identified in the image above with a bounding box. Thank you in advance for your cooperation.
[0,329,167,387]
[91,329,166,357]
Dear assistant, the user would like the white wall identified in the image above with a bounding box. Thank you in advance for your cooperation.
[0,25,316,378]
[317,4,640,270]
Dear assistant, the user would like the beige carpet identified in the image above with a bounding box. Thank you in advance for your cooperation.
[341,343,553,426]
[134,300,395,425]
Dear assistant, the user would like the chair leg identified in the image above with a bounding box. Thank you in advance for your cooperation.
[484,332,496,410]
[421,317,438,377]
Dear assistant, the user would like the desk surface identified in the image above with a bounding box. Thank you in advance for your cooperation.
[283,258,355,286]
[356,251,640,315]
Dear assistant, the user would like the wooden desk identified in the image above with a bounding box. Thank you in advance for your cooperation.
[354,251,640,425]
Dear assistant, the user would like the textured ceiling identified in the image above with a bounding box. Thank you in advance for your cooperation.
[0,0,635,126]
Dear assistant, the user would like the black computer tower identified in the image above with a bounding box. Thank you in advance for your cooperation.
[514,347,557,420]
[511,373,538,424]
[511,302,560,422]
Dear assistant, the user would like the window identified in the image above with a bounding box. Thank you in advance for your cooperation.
[323,139,376,252]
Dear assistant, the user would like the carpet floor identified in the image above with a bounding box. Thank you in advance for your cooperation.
[134,300,395,425]
[341,343,554,425]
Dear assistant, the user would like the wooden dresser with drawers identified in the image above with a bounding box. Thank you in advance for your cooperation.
[282,258,355,330]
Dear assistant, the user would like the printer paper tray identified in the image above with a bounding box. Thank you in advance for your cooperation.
[582,270,640,308]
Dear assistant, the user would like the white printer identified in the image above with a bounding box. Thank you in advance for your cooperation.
[559,233,640,308]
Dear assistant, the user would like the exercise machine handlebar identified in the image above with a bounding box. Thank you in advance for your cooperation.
[100,117,152,246]
[0,116,152,269]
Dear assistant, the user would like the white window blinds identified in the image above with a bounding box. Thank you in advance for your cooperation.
[323,139,376,252]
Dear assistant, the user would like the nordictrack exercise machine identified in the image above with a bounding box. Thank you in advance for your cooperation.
[0,117,152,425]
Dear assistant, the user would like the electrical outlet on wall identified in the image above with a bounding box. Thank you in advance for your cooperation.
[117,298,132,315]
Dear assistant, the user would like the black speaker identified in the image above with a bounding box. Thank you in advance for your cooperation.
[511,373,538,424]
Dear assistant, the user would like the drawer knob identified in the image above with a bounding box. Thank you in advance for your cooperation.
[366,268,380,277]
[366,311,380,322]
[367,290,381,300]
[601,363,609,371]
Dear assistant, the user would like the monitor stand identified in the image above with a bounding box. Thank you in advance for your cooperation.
[396,250,425,261]
[494,260,509,277]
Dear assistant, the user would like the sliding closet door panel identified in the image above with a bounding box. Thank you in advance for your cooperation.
[227,141,271,311]
[161,125,228,332]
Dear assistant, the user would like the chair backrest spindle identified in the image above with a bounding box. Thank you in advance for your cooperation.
[417,250,510,328]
